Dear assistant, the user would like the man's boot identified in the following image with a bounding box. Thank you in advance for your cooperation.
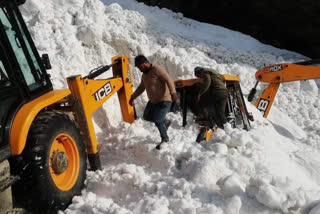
[155,137,169,150]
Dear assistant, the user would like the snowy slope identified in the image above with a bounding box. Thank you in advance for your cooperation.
[20,0,320,213]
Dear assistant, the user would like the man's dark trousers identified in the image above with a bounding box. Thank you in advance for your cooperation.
[211,89,228,129]
[200,89,228,129]
[143,101,172,141]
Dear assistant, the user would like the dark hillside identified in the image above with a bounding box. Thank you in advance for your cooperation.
[139,0,320,58]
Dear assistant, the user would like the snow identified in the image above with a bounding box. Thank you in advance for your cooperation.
[19,0,320,213]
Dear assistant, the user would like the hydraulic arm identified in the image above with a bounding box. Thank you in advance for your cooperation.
[67,56,134,170]
[248,59,320,117]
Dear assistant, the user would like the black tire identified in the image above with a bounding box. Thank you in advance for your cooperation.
[11,111,87,214]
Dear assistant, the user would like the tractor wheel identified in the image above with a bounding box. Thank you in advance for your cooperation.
[11,111,87,213]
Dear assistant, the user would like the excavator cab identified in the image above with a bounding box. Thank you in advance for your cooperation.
[0,1,54,213]
[0,1,135,213]
[0,1,52,159]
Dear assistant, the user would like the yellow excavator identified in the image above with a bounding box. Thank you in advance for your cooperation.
[248,59,320,117]
[0,1,134,213]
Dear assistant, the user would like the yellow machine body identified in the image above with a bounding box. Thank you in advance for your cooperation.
[9,56,134,156]
[66,56,134,154]
[10,89,71,155]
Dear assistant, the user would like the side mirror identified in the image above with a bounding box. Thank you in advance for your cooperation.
[42,54,52,70]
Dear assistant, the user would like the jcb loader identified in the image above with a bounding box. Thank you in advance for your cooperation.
[0,1,134,213]
[248,59,320,118]
[174,74,253,142]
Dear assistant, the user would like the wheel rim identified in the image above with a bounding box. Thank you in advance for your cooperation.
[49,133,80,191]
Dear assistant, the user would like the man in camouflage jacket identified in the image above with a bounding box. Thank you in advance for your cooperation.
[194,66,228,129]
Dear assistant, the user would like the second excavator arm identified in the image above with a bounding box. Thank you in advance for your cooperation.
[248,59,320,118]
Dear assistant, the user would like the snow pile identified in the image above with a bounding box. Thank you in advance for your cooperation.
[247,176,306,213]
[19,0,320,213]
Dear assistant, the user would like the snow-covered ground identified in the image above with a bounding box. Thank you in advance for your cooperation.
[21,0,320,213]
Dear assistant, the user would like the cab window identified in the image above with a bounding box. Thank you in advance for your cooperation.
[0,7,45,91]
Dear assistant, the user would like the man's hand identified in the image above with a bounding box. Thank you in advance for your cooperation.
[171,93,179,102]
[129,96,134,106]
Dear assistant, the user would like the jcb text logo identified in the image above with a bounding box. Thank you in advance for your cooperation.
[269,65,282,72]
[93,82,112,101]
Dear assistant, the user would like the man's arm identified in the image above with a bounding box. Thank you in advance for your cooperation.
[129,81,145,106]
[156,66,176,95]
[198,73,211,96]
[131,82,145,100]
